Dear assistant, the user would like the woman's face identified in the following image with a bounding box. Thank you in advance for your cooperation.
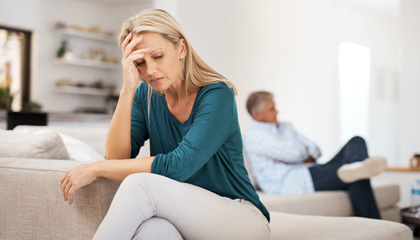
[131,32,185,93]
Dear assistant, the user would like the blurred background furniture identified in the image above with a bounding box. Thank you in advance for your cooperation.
[6,111,48,130]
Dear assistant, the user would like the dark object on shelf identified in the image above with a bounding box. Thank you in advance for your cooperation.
[7,111,48,130]
[74,107,107,114]
[75,82,86,88]
[92,80,104,89]
[410,154,420,169]
[57,39,67,58]
[400,206,420,237]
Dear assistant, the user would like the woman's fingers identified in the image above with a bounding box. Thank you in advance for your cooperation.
[59,163,98,204]
[123,49,150,66]
[122,35,144,60]
[61,173,74,204]
[66,185,75,204]
[60,172,69,200]
[64,179,71,193]
[67,185,81,205]
[62,175,72,201]
[121,32,132,54]
[120,33,149,92]
[121,48,150,92]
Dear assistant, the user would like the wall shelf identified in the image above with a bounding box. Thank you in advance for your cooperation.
[57,29,117,43]
[53,26,120,107]
[56,58,120,70]
[55,86,115,96]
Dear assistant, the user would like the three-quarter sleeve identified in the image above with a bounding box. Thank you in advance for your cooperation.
[151,85,234,182]
[130,83,149,158]
[296,130,322,159]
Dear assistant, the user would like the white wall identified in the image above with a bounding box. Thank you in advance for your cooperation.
[400,0,420,166]
[333,2,401,165]
[0,0,39,30]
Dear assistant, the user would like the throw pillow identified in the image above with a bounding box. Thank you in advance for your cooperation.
[0,129,70,160]
[14,126,104,162]
[56,132,104,162]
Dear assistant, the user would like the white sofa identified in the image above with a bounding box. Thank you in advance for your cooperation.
[244,156,402,222]
[0,126,412,240]
[260,184,401,221]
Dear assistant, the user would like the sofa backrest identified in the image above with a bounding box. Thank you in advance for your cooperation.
[13,125,108,156]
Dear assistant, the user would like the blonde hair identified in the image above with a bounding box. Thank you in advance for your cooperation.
[118,8,237,96]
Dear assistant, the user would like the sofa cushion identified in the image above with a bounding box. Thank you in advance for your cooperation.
[259,184,400,221]
[14,126,104,162]
[0,129,70,160]
[13,125,108,156]
[260,191,353,216]
[269,212,412,240]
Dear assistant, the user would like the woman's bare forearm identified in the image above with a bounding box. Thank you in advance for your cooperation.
[105,90,136,159]
[93,157,155,181]
[60,156,155,204]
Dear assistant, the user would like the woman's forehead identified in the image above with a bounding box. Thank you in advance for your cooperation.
[132,32,171,51]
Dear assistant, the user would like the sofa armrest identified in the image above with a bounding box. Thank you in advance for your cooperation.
[0,158,120,240]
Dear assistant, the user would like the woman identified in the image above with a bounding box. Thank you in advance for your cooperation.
[60,8,270,240]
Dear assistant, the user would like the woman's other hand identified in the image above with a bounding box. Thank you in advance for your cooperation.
[60,163,98,204]
[121,32,149,92]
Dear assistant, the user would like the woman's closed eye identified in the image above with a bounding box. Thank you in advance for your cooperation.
[135,55,162,67]
[135,60,145,67]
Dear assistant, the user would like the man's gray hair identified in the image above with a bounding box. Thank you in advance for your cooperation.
[246,91,274,117]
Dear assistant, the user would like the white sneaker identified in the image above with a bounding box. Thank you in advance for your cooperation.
[337,157,387,183]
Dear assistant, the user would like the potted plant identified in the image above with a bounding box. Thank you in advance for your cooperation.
[0,85,13,109]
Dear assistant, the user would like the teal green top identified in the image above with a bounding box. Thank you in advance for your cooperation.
[130,82,270,221]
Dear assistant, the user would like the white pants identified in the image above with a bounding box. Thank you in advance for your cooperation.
[93,173,270,240]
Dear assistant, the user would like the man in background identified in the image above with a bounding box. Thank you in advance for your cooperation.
[244,91,387,219]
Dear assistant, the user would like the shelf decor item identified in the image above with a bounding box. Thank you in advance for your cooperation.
[55,79,116,97]
[411,154,420,169]
[56,39,67,58]
[0,85,13,109]
[55,21,116,42]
